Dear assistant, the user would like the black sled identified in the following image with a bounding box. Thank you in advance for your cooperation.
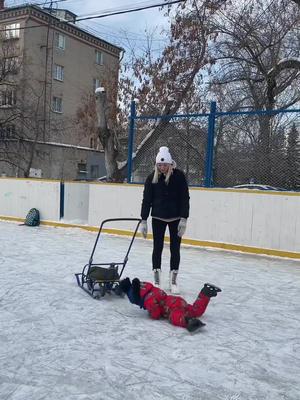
[75,218,141,299]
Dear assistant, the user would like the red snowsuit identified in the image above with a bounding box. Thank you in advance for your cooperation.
[139,282,210,328]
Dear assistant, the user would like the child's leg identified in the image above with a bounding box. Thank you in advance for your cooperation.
[167,298,209,328]
[164,295,188,327]
[163,296,187,316]
[165,294,210,328]
[168,308,188,328]
[187,283,221,317]
[186,293,210,318]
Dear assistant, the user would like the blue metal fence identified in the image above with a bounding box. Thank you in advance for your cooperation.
[127,101,300,189]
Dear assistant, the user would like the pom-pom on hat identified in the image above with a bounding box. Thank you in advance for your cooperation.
[156,146,172,164]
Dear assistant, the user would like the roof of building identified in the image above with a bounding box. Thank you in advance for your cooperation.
[0,3,124,56]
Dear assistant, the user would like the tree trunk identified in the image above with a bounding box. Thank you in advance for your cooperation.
[95,89,123,182]
[256,115,272,184]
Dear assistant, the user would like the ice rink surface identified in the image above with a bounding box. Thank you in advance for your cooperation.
[0,220,300,400]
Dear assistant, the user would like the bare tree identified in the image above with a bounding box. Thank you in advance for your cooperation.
[94,87,122,181]
[75,61,122,181]
[286,123,300,189]
[92,0,227,180]
[0,31,22,174]
[211,0,300,184]
[75,0,299,185]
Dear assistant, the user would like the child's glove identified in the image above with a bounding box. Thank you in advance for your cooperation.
[177,218,187,237]
[119,277,132,294]
[140,220,148,239]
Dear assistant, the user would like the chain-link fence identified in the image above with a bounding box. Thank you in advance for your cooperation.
[127,102,300,190]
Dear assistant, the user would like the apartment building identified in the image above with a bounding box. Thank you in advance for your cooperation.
[0,1,123,179]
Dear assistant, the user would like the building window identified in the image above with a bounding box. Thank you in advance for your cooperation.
[3,56,19,74]
[0,124,15,139]
[95,50,103,65]
[93,78,101,92]
[52,96,63,113]
[55,32,65,50]
[77,162,87,176]
[0,89,17,107]
[53,64,64,81]
[4,23,20,39]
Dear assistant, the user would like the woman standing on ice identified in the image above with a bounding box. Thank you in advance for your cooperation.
[140,146,190,294]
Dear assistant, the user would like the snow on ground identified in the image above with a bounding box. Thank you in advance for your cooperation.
[0,220,300,400]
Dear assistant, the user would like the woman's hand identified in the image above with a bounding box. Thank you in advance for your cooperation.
[177,218,187,237]
[140,220,148,239]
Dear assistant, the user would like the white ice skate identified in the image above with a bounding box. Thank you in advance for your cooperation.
[169,270,180,294]
[153,269,161,288]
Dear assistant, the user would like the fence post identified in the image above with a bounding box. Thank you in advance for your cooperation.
[204,101,217,187]
[59,181,64,219]
[127,100,136,184]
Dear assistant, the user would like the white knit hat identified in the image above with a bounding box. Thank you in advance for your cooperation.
[155,146,172,164]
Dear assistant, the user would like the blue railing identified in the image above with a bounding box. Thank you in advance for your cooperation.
[127,101,300,188]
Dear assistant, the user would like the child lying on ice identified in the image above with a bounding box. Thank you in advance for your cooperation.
[119,277,221,333]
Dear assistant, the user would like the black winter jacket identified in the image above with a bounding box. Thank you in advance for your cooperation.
[141,169,190,220]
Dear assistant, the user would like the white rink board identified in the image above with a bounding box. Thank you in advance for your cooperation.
[88,184,300,253]
[189,189,300,253]
[0,178,299,255]
[0,178,60,221]
[63,182,89,224]
[88,184,142,231]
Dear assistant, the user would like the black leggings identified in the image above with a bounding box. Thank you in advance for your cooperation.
[152,218,181,271]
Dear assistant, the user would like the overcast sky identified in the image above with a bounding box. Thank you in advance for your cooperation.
[5,0,170,51]
[66,0,169,52]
